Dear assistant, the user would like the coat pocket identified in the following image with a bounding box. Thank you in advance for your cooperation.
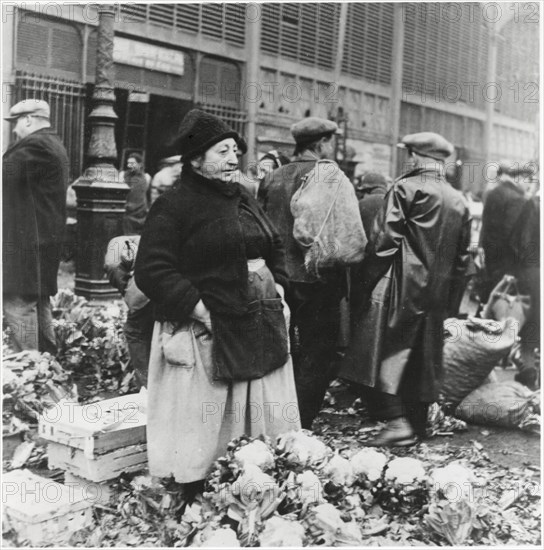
[160,322,195,369]
[211,298,289,381]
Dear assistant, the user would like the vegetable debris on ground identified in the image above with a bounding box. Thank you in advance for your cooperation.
[2,291,541,547]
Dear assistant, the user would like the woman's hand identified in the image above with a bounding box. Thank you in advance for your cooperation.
[190,300,212,332]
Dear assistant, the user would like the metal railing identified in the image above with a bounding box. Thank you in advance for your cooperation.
[14,71,87,180]
[196,102,247,138]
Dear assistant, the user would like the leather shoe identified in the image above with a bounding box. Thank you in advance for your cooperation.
[367,417,417,447]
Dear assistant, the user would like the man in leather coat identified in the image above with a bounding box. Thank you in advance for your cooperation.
[346,132,472,446]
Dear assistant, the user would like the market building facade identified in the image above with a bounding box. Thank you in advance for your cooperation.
[2,2,539,192]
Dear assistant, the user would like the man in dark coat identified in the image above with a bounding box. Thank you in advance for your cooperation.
[480,162,539,387]
[259,117,348,429]
[354,172,389,236]
[343,132,472,446]
[480,162,536,300]
[3,99,69,353]
[123,153,150,235]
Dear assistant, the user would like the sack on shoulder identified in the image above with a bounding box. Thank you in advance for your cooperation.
[290,160,367,277]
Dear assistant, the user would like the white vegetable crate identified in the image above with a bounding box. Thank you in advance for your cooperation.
[63,471,119,506]
[2,469,93,546]
[38,393,147,459]
[47,441,148,482]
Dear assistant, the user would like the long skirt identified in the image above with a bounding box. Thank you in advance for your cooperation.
[146,264,300,483]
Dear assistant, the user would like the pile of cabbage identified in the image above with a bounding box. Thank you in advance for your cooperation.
[172,431,482,547]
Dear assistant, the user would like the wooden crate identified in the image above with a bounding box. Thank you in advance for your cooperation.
[47,442,148,482]
[2,469,93,546]
[63,472,118,506]
[39,393,146,458]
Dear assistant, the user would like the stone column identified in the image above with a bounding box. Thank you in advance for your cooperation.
[73,4,129,300]
[245,3,261,167]
[389,3,405,178]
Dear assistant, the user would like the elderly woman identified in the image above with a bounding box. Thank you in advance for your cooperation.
[134,110,300,485]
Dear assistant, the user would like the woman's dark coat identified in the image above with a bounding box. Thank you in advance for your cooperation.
[134,168,289,323]
[2,128,68,297]
[341,167,472,402]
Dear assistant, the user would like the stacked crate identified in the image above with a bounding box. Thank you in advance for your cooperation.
[38,393,148,504]
[2,469,94,545]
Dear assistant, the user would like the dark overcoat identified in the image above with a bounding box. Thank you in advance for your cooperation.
[134,168,289,321]
[2,128,68,297]
[341,167,472,402]
[134,168,290,380]
[480,179,533,296]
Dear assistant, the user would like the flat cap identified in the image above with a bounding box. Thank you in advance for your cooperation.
[398,132,454,161]
[173,109,246,160]
[358,172,388,190]
[497,160,536,178]
[4,99,50,121]
[291,117,339,145]
[161,155,182,165]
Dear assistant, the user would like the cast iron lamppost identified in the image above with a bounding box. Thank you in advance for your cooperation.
[73,4,129,300]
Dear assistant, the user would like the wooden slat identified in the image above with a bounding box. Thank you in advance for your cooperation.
[201,4,223,40]
[175,3,200,32]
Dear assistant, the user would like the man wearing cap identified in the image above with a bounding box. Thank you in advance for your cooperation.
[480,161,539,387]
[3,99,69,353]
[351,132,471,446]
[259,116,349,429]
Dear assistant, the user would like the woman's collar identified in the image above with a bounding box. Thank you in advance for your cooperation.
[186,166,241,197]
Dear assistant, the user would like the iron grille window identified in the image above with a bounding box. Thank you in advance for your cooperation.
[176,4,200,32]
[496,18,539,122]
[17,18,83,77]
[120,3,147,23]
[149,4,175,26]
[402,3,489,107]
[119,3,245,48]
[196,103,247,138]
[260,3,339,70]
[14,71,86,180]
[342,3,394,85]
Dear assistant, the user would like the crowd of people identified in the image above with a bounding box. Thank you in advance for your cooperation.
[2,100,540,492]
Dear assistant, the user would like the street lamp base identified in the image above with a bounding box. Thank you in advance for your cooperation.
[74,277,121,301]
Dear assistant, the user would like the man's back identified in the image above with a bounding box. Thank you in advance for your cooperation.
[481,179,528,279]
[3,128,68,297]
[366,167,471,314]
[259,155,315,282]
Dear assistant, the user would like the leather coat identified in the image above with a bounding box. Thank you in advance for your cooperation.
[341,167,472,401]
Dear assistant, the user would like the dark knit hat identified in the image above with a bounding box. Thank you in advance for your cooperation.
[174,109,247,160]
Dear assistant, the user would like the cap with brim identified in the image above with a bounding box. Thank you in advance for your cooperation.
[397,131,454,161]
[4,99,50,121]
[498,161,536,178]
[291,117,339,146]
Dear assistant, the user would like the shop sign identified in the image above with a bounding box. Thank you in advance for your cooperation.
[129,92,150,103]
[114,37,184,76]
